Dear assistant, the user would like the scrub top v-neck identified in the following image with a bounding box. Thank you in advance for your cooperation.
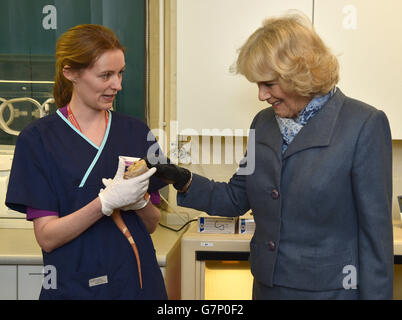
[56,108,112,188]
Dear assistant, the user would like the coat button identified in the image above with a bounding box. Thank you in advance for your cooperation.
[268,241,276,251]
[271,189,280,200]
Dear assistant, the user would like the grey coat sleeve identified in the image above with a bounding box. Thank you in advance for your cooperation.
[177,171,251,217]
[352,109,393,299]
[176,111,263,217]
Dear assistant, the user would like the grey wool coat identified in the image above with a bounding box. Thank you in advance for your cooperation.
[177,88,394,299]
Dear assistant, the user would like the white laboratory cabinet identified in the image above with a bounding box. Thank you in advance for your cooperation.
[17,265,43,300]
[0,265,42,300]
[0,265,17,299]
[181,222,253,300]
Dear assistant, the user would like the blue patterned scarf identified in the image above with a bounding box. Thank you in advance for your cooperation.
[276,88,336,153]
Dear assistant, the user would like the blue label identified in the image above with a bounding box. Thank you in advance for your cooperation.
[199,217,205,232]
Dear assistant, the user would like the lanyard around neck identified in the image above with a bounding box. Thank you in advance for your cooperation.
[67,104,109,133]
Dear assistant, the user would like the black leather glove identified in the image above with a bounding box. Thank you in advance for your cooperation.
[143,155,192,192]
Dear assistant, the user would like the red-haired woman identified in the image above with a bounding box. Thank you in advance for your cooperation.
[6,24,167,300]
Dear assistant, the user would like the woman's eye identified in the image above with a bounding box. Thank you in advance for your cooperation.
[101,73,111,79]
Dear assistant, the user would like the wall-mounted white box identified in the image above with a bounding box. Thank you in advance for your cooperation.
[198,216,237,234]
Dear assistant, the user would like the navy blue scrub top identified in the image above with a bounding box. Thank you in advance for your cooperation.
[6,111,168,300]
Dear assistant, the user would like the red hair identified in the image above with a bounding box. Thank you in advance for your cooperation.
[53,24,125,107]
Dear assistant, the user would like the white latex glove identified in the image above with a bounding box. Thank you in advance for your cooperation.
[102,178,151,211]
[108,156,137,183]
[116,155,151,210]
[98,158,156,216]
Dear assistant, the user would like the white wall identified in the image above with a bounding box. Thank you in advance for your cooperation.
[176,0,313,135]
[176,0,402,138]
[314,0,402,139]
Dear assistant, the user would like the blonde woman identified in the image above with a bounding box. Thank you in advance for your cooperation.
[147,14,393,299]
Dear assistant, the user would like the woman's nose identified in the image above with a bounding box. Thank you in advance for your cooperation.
[111,75,123,91]
[257,83,271,101]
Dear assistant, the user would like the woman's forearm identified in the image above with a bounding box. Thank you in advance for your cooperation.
[135,201,161,234]
[33,197,104,253]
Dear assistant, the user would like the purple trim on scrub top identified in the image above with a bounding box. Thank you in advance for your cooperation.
[59,105,68,118]
[150,192,161,205]
[26,207,59,221]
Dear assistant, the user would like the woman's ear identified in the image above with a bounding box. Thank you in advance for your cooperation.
[62,65,76,83]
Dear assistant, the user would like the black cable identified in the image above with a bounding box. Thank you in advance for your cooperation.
[158,219,198,232]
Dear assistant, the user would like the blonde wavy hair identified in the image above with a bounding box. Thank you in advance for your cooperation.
[235,13,339,97]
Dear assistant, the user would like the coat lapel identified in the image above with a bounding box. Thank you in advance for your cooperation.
[255,108,283,160]
[283,89,346,160]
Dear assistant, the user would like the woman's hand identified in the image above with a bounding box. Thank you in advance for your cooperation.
[98,157,156,215]
[144,156,192,192]
[101,180,151,211]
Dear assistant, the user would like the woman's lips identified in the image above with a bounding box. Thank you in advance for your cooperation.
[102,94,115,102]
[271,100,282,108]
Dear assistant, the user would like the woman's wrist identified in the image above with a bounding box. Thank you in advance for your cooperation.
[178,172,193,193]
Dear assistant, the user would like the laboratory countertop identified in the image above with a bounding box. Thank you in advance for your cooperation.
[0,221,187,266]
[183,220,402,257]
[2,220,402,265]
